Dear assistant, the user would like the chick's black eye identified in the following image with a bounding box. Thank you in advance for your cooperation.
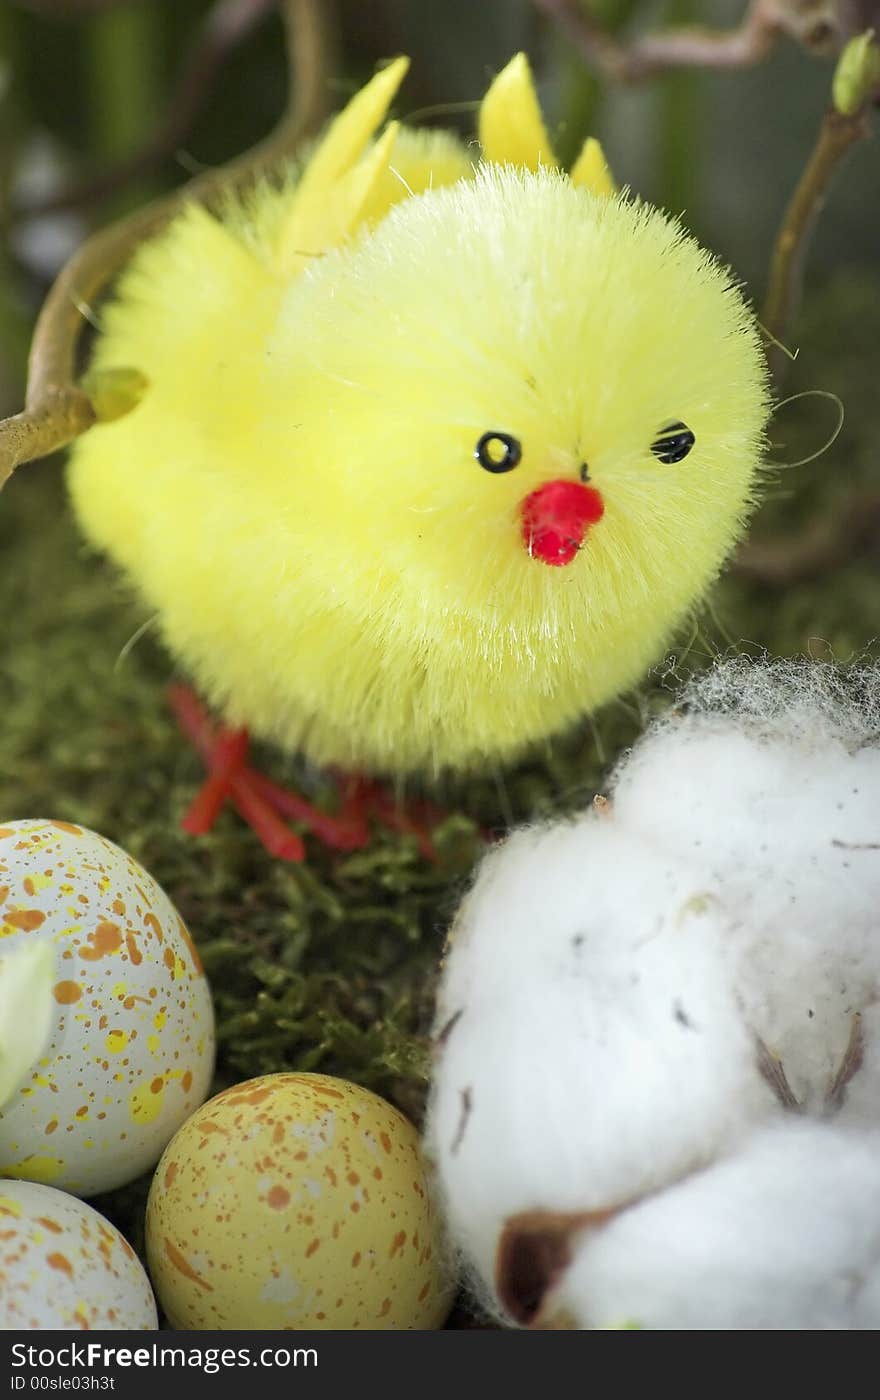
[476,431,522,474]
[651,421,695,465]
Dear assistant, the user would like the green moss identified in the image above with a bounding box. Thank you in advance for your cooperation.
[1,269,878,1269]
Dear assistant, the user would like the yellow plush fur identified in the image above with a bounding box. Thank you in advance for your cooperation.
[68,56,769,777]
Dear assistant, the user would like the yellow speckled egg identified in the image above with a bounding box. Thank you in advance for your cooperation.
[0,1179,157,1329]
[0,819,215,1195]
[146,1072,456,1329]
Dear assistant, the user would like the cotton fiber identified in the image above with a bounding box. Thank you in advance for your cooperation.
[425,658,880,1328]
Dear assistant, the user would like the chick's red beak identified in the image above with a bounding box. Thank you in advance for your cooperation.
[520,479,604,567]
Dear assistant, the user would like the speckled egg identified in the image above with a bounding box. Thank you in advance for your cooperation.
[146,1072,456,1329]
[0,819,215,1195]
[0,1179,157,1329]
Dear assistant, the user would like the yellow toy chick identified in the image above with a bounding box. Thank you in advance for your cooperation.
[68,55,770,857]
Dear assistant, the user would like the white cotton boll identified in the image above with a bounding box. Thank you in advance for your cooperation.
[434,814,671,1020]
[425,821,774,1320]
[549,1121,880,1330]
[426,657,880,1329]
[610,660,880,1112]
[434,822,568,1016]
[680,656,880,743]
[729,831,879,1112]
[612,662,880,878]
[611,716,806,859]
[612,657,879,845]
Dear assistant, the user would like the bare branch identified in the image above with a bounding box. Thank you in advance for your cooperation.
[0,394,97,481]
[0,0,335,489]
[762,103,873,383]
[534,0,777,82]
[531,0,854,82]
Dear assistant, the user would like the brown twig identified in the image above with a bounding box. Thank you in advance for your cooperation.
[531,0,846,84]
[762,104,874,383]
[533,3,876,379]
[0,0,334,488]
[12,0,278,222]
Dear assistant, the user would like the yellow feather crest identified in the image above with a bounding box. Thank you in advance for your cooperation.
[569,135,615,197]
[479,51,616,196]
[274,57,409,272]
[478,51,556,170]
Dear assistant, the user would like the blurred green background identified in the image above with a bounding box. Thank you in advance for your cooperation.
[2,0,879,413]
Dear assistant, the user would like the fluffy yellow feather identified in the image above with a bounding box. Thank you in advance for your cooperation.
[68,54,769,780]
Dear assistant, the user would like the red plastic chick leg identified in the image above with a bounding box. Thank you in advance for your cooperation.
[169,685,373,861]
[248,770,445,861]
[169,686,308,861]
[168,685,448,862]
[339,779,440,862]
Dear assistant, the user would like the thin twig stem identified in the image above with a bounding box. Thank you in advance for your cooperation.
[0,0,334,487]
[532,0,800,82]
[762,104,873,383]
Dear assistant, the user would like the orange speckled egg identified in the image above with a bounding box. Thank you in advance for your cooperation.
[0,1179,157,1329]
[0,819,215,1195]
[145,1072,456,1329]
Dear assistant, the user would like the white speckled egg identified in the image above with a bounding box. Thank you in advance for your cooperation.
[0,1179,157,1329]
[0,819,215,1195]
[146,1072,456,1329]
